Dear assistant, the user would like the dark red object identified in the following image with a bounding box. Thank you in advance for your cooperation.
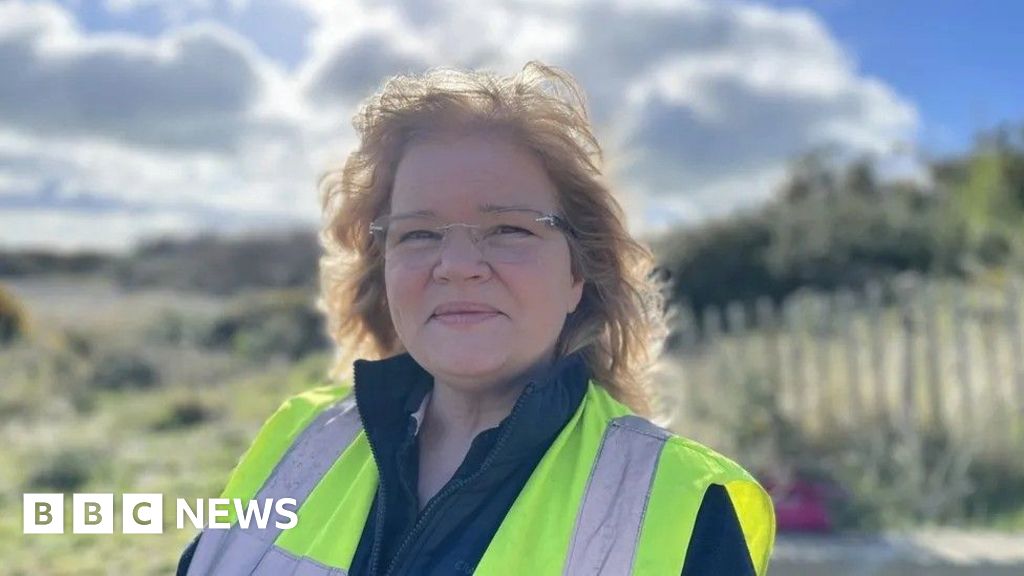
[760,475,836,533]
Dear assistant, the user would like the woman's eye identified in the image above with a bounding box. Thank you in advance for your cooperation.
[398,230,441,242]
[493,225,532,236]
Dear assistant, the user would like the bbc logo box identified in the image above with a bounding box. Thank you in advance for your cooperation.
[23,493,163,534]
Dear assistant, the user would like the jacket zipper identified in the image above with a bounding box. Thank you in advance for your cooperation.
[381,380,540,576]
[368,425,419,575]
[353,367,391,576]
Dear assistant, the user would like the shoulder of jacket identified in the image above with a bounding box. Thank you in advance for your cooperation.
[276,381,353,419]
[659,433,756,483]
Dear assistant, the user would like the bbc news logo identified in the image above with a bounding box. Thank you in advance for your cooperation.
[23,494,298,534]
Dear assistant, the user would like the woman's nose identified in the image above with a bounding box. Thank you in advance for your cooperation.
[432,227,492,282]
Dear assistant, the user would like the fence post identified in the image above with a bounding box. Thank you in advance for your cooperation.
[756,297,784,412]
[837,289,862,428]
[1008,276,1024,445]
[977,291,1003,437]
[787,294,809,431]
[952,284,974,438]
[727,301,749,378]
[865,281,888,422]
[898,275,919,434]
[921,280,944,431]
[701,305,726,412]
[670,304,700,427]
[814,294,834,429]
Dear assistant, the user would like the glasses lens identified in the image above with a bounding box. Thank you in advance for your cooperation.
[477,211,557,262]
[383,216,443,249]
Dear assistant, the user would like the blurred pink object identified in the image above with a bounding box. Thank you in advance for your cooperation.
[761,475,836,533]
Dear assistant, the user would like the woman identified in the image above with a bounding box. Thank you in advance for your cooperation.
[178,62,774,575]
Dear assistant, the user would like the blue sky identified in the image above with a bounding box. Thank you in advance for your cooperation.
[0,0,1018,251]
[762,0,1023,155]
[68,0,313,68]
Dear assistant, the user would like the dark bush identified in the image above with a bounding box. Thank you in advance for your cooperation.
[28,449,104,493]
[652,210,785,321]
[62,329,94,358]
[200,291,330,361]
[89,352,160,391]
[145,310,211,347]
[151,398,217,431]
[0,249,111,277]
[0,283,29,345]
[652,158,967,330]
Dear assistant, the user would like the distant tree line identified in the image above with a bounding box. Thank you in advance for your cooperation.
[651,124,1024,320]
[0,249,110,277]
[0,229,320,295]
[112,230,319,294]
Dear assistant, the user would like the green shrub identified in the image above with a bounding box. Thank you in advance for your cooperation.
[652,158,965,327]
[27,448,107,493]
[201,291,329,361]
[151,398,217,431]
[62,328,94,358]
[89,351,161,391]
[0,283,29,345]
[145,309,210,347]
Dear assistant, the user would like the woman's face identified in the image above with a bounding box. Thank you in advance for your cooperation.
[384,132,584,393]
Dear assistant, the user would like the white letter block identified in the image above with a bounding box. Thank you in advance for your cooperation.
[23,494,64,534]
[73,493,114,534]
[207,498,231,529]
[123,493,163,534]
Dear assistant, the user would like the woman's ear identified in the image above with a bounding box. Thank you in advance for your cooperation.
[567,277,584,315]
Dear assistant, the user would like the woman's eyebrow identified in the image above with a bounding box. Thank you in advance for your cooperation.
[385,208,432,219]
[479,203,539,213]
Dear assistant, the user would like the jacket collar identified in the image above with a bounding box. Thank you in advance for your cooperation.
[352,349,591,474]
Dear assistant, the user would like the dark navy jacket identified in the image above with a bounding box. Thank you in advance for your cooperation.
[178,351,755,575]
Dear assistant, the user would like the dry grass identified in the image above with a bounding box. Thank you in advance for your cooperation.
[0,276,331,575]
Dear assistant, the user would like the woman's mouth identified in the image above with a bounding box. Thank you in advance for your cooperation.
[430,301,503,326]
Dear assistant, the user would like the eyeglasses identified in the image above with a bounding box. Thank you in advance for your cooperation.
[369,207,575,268]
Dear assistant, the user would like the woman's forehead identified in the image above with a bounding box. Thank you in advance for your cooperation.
[390,134,559,213]
[388,203,550,220]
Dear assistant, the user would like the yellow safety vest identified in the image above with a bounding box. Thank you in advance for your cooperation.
[186,380,775,575]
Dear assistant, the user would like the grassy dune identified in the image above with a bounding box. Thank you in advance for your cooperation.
[0,277,332,575]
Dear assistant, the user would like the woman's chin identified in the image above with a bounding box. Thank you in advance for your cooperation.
[420,347,511,382]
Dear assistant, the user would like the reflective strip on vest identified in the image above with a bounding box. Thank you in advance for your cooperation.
[186,395,362,576]
[562,415,670,575]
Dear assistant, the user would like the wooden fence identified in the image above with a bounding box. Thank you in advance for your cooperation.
[662,273,1024,452]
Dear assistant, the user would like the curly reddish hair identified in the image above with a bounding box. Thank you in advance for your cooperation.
[316,61,668,415]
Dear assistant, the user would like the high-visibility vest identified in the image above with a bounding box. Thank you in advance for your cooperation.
[186,380,775,576]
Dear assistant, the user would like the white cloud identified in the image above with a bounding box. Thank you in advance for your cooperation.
[0,209,190,252]
[290,0,917,230]
[0,0,919,251]
[0,1,325,251]
[303,28,432,106]
[551,1,916,228]
[0,3,281,151]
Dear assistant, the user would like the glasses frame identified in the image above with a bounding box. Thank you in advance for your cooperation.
[368,208,576,259]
